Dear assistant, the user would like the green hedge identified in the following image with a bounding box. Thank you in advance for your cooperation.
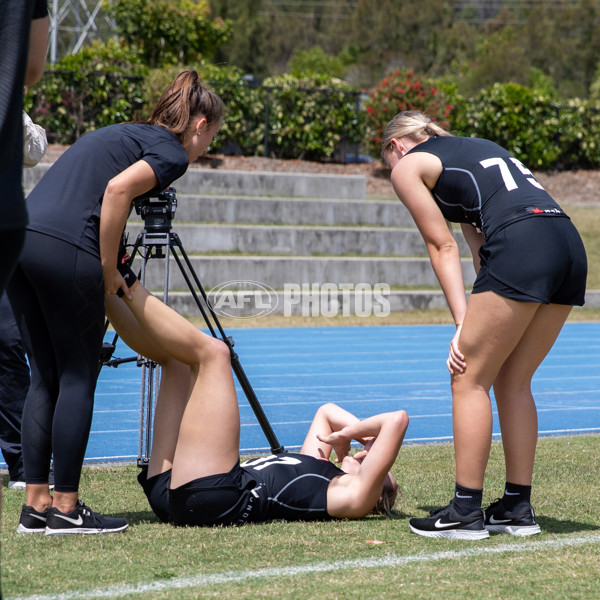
[261,73,363,161]
[25,40,147,144]
[449,83,600,170]
[25,55,600,168]
[26,58,364,162]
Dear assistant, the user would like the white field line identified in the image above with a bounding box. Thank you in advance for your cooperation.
[7,533,600,600]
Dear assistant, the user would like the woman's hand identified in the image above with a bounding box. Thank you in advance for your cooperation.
[316,429,352,463]
[447,324,466,374]
[103,267,130,299]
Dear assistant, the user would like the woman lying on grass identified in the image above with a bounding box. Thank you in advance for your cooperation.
[106,274,408,526]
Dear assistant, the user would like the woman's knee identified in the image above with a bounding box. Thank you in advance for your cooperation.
[194,336,231,367]
[493,368,533,399]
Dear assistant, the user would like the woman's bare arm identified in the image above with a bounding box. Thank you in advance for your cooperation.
[99,160,158,297]
[323,410,409,518]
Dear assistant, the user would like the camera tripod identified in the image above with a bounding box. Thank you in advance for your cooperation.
[100,187,285,466]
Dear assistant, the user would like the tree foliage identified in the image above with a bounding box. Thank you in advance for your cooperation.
[104,0,231,68]
[208,0,600,99]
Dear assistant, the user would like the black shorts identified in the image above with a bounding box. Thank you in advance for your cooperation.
[137,468,171,524]
[472,216,587,305]
[138,462,256,527]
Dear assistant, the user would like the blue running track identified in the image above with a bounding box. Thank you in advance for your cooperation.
[2,322,599,468]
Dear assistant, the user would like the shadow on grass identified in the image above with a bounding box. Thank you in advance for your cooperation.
[120,510,162,526]
[119,509,415,527]
[536,516,599,534]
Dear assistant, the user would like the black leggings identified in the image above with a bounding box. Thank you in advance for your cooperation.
[7,231,104,492]
[0,227,26,297]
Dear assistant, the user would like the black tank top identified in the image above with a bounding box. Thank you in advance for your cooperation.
[239,453,344,522]
[407,136,566,239]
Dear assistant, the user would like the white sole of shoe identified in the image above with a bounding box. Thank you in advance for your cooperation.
[45,524,129,536]
[409,525,490,540]
[16,524,45,534]
[486,523,541,536]
[8,482,26,490]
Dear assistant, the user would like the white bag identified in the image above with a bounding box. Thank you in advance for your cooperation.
[23,111,48,168]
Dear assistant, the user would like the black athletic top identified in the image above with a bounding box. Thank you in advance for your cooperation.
[0,0,49,232]
[238,453,345,523]
[25,123,189,256]
[407,136,567,239]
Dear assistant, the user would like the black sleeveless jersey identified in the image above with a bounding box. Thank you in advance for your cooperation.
[238,453,344,523]
[407,136,566,239]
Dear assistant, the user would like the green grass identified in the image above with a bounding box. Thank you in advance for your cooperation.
[3,202,598,599]
[567,204,600,289]
[2,436,600,599]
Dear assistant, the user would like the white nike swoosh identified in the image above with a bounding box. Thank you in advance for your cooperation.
[455,493,472,498]
[504,491,520,495]
[54,513,84,526]
[30,514,47,522]
[489,515,512,524]
[434,518,462,529]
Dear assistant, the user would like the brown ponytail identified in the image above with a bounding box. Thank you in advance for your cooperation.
[147,70,224,143]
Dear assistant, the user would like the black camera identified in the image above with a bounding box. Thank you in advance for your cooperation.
[134,187,178,232]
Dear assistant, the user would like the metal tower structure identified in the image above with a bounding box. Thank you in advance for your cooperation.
[47,0,117,64]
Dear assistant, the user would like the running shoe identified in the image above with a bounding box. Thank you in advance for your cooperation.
[409,500,489,540]
[484,498,541,536]
[45,500,128,536]
[17,505,48,534]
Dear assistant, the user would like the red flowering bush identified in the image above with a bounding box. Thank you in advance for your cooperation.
[364,70,453,158]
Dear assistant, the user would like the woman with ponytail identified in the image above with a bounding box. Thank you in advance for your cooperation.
[381,111,587,540]
[9,71,223,536]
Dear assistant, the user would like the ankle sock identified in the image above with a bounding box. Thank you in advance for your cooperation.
[502,482,532,510]
[453,483,483,514]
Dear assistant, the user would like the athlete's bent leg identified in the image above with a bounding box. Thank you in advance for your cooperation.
[119,282,241,487]
[106,294,191,478]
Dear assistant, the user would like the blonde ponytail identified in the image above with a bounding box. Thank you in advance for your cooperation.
[381,110,451,157]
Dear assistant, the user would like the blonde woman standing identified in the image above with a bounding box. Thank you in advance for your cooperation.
[382,111,587,540]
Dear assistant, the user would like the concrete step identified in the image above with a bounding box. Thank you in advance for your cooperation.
[134,254,476,291]
[164,289,452,318]
[173,168,366,199]
[169,194,415,227]
[147,287,600,318]
[23,164,366,200]
[126,223,470,256]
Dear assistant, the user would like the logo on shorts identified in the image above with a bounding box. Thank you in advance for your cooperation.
[527,207,564,215]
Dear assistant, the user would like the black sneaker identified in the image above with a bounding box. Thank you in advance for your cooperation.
[17,505,48,534]
[484,498,541,536]
[409,500,489,540]
[45,500,128,536]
